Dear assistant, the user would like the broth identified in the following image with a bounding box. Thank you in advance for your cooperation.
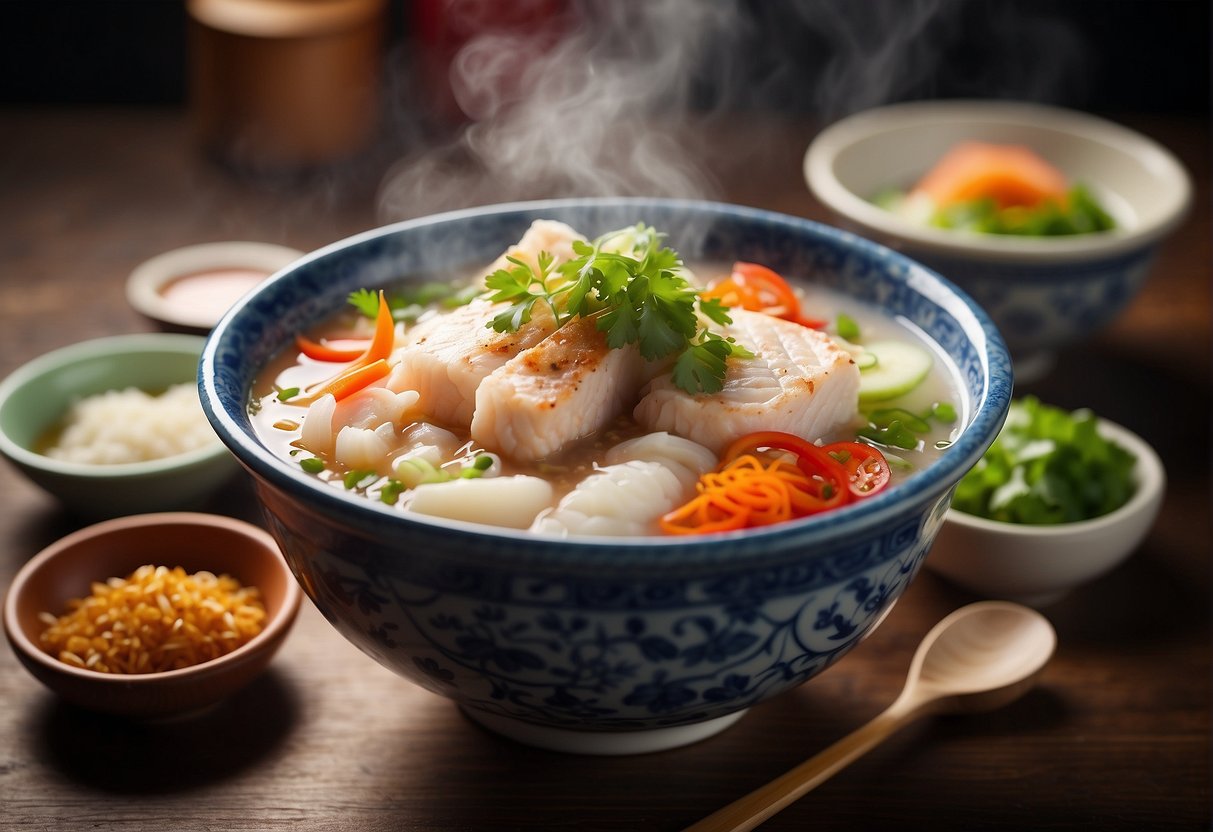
[250,234,965,536]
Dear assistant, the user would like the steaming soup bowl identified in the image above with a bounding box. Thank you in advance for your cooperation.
[200,198,1012,755]
[805,100,1192,382]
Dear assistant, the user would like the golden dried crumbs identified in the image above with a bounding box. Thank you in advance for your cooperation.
[39,564,266,674]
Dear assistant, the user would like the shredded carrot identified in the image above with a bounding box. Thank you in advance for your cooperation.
[660,453,826,534]
[360,290,396,365]
[295,290,396,405]
[659,490,750,535]
[699,455,795,526]
[301,359,390,404]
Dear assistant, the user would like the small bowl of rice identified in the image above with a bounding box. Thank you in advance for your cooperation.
[0,333,239,519]
[3,512,303,718]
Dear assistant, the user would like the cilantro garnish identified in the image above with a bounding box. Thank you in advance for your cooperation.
[951,396,1136,524]
[347,288,380,318]
[482,224,750,394]
[349,282,478,323]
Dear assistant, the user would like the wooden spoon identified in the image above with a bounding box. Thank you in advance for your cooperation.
[684,601,1057,832]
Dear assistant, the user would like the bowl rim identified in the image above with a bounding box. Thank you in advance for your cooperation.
[200,196,1014,564]
[943,415,1166,537]
[125,241,305,332]
[2,511,304,685]
[0,332,232,478]
[804,99,1193,264]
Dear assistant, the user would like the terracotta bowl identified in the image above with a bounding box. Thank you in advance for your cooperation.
[3,512,303,718]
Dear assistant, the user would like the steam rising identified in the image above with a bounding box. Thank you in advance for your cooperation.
[378,1,739,222]
[377,0,1088,223]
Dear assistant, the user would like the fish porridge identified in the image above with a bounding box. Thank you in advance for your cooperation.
[249,220,965,537]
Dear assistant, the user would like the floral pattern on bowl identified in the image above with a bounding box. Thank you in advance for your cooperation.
[202,198,1012,754]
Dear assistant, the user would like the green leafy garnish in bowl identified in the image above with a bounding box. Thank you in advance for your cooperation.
[930,184,1116,236]
[951,396,1136,524]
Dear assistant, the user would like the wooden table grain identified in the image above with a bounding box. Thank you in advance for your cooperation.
[1,109,1208,831]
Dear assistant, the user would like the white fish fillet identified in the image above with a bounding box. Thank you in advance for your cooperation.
[391,299,556,427]
[471,316,646,461]
[388,220,584,428]
[633,309,860,453]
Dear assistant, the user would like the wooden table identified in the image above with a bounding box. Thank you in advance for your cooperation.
[1,109,1208,831]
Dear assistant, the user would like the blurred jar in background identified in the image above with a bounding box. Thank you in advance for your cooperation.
[188,0,387,172]
[411,0,571,125]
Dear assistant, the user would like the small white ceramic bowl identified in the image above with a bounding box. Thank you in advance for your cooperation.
[925,418,1165,606]
[126,241,304,333]
[804,100,1192,381]
[0,334,240,519]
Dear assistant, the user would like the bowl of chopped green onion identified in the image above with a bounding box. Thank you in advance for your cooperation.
[805,100,1192,382]
[925,397,1165,606]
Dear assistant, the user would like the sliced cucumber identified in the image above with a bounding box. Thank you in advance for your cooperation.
[858,340,933,403]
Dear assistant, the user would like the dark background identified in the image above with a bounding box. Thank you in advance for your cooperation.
[1,0,1208,116]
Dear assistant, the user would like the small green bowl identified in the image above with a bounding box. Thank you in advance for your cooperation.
[0,334,239,519]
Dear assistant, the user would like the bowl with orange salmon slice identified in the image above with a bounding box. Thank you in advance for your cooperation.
[804,100,1192,381]
[200,198,1011,754]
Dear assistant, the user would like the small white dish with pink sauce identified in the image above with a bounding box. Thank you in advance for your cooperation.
[126,241,305,333]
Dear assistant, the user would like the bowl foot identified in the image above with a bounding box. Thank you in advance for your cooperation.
[460,707,748,755]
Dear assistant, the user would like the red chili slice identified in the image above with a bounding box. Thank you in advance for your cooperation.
[295,336,371,362]
[823,441,891,499]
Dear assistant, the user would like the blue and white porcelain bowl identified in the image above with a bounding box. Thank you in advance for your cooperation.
[805,100,1192,381]
[200,198,1012,755]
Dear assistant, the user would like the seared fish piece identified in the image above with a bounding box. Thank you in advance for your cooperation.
[471,316,646,461]
[390,299,556,428]
[388,220,584,427]
[633,309,860,453]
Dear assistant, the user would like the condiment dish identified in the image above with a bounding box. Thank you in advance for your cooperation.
[926,417,1165,606]
[200,198,1013,754]
[0,333,240,519]
[3,512,303,718]
[804,100,1192,381]
[126,241,304,333]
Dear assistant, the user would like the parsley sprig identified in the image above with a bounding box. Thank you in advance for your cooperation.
[482,224,750,394]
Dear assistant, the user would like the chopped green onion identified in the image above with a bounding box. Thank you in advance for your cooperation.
[473,454,494,471]
[858,420,919,450]
[276,387,301,402]
[395,457,452,488]
[343,469,378,490]
[459,467,484,479]
[300,457,325,474]
[951,396,1136,524]
[869,408,931,434]
[836,313,861,341]
[932,401,957,422]
[379,479,405,505]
